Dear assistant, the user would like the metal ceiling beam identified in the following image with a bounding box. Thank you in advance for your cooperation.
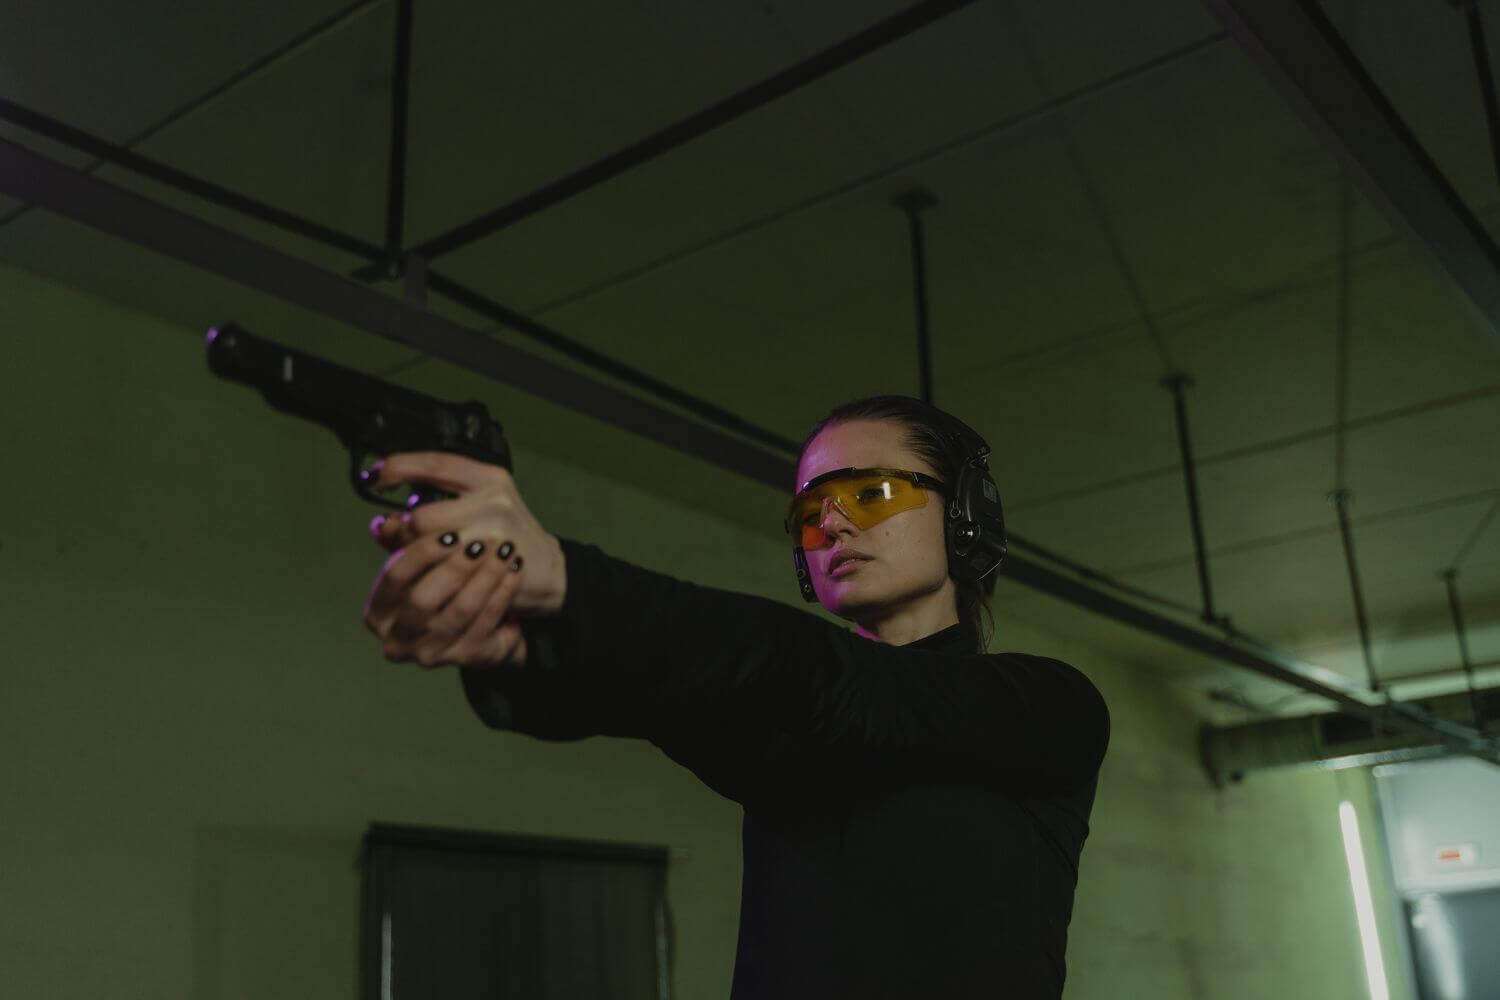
[2,136,1496,765]
[1202,0,1500,347]
[0,136,790,489]
[408,0,979,262]
[0,96,799,456]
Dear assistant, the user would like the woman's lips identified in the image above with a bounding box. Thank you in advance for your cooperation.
[830,557,870,577]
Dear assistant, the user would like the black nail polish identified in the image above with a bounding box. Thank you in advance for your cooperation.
[465,540,485,559]
[439,532,458,547]
[498,541,514,560]
[510,555,524,572]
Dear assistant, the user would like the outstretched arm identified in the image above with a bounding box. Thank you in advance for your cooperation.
[465,536,1111,798]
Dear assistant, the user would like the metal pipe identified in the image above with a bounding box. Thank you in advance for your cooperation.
[409,0,980,261]
[1328,489,1381,691]
[1334,172,1353,487]
[384,0,415,272]
[1456,0,1500,193]
[1441,569,1486,729]
[892,188,937,405]
[1160,373,1218,625]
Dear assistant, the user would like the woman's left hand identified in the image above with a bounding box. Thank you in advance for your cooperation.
[361,452,566,670]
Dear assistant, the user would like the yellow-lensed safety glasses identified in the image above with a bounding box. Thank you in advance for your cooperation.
[784,467,948,550]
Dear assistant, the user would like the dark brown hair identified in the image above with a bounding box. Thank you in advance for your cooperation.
[796,394,1000,652]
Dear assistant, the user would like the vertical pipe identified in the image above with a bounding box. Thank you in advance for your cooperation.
[1440,569,1485,729]
[384,0,415,275]
[404,253,427,307]
[892,188,937,405]
[1458,1,1500,192]
[1160,373,1218,625]
[1333,172,1353,488]
[1329,489,1381,692]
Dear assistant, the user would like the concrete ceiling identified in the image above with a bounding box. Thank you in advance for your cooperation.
[3,0,1498,723]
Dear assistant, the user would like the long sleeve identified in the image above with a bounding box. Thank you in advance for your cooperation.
[461,536,1110,799]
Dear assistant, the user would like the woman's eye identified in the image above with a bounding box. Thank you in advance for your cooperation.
[857,489,883,502]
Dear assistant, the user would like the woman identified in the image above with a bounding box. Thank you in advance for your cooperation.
[363,394,1110,999]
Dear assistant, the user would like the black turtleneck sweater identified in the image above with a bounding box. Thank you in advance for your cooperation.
[460,536,1111,999]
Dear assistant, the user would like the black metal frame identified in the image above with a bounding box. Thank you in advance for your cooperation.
[1,5,1496,762]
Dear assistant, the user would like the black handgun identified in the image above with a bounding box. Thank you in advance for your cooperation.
[205,322,512,511]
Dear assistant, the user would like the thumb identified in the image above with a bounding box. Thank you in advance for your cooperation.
[369,512,412,551]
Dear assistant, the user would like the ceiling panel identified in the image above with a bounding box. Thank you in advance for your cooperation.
[1345,396,1500,513]
[1062,40,1397,323]
[732,0,1044,166]
[0,1,370,237]
[1005,0,1224,97]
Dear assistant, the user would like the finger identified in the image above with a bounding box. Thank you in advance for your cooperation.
[366,451,512,498]
[370,513,405,550]
[430,566,526,668]
[423,540,516,637]
[408,567,516,670]
[372,491,493,554]
[372,510,426,552]
[362,531,467,637]
[400,538,500,631]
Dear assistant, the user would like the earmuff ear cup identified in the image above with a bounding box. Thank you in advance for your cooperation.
[937,418,1007,584]
[793,545,819,602]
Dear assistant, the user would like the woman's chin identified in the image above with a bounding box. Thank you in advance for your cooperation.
[824,584,888,619]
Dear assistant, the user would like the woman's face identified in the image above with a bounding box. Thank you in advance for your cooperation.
[795,419,955,628]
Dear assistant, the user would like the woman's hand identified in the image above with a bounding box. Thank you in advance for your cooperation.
[361,452,566,670]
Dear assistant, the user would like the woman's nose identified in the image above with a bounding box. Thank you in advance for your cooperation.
[819,496,854,533]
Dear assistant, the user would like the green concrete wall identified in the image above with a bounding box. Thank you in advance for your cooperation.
[2,260,1409,999]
